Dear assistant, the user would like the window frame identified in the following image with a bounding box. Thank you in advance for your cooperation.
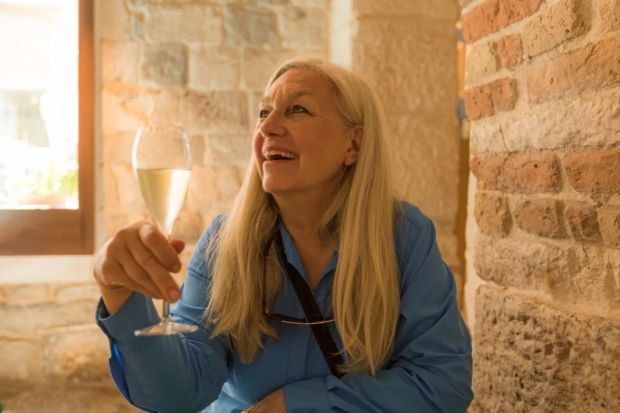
[0,0,94,255]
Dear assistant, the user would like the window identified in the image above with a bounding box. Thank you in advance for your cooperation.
[0,0,93,254]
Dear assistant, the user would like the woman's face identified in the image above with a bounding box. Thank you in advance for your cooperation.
[253,68,359,199]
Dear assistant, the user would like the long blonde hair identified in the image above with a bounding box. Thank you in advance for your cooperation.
[205,58,400,375]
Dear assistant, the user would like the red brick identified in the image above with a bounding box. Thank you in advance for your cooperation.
[474,192,512,236]
[564,202,602,242]
[465,77,517,120]
[514,198,566,238]
[563,147,620,193]
[471,153,561,193]
[462,0,544,43]
[598,204,620,247]
[490,78,518,111]
[527,36,620,103]
[497,34,523,69]
[465,84,494,120]
[470,154,507,190]
[503,153,561,193]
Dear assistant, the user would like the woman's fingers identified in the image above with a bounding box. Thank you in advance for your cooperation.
[138,224,182,272]
[116,247,165,299]
[125,225,180,302]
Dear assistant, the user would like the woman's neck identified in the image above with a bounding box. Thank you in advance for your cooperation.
[274,190,333,247]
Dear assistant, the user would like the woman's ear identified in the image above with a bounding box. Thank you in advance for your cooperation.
[344,126,363,166]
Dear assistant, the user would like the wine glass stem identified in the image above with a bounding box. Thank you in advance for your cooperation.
[162,301,171,320]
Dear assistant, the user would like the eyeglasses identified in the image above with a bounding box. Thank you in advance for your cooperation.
[263,230,335,326]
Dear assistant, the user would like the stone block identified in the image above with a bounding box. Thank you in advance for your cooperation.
[470,153,561,194]
[497,34,523,69]
[523,0,588,58]
[563,147,620,194]
[473,285,620,412]
[564,201,602,242]
[598,204,620,247]
[474,191,512,236]
[599,0,620,33]
[279,7,328,51]
[465,42,500,85]
[224,6,278,47]
[42,326,109,381]
[490,77,518,112]
[103,132,135,165]
[474,234,571,293]
[0,284,52,305]
[527,35,620,103]
[470,87,620,153]
[98,0,132,41]
[101,41,140,84]
[465,78,517,119]
[462,0,544,42]
[0,337,43,382]
[353,0,459,20]
[189,47,241,91]
[513,198,566,239]
[54,283,101,304]
[186,165,246,213]
[291,0,328,7]
[145,5,222,44]
[179,91,249,135]
[141,44,187,86]
[203,134,253,167]
[101,89,145,135]
[0,301,95,332]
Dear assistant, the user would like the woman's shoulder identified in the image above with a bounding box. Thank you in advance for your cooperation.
[393,201,439,274]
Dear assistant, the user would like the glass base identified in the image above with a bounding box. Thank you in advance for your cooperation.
[134,319,199,336]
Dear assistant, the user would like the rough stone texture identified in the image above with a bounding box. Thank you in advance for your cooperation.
[98,0,132,41]
[189,47,241,91]
[279,7,328,50]
[564,201,602,242]
[145,5,222,44]
[470,153,561,193]
[474,234,571,293]
[102,41,140,84]
[497,34,523,69]
[354,0,459,20]
[523,0,588,58]
[470,86,620,153]
[598,204,620,247]
[513,198,566,239]
[474,192,512,236]
[180,91,249,135]
[527,35,620,103]
[598,0,620,33]
[462,0,544,42]
[0,338,43,382]
[563,147,620,194]
[203,134,253,166]
[224,6,279,47]
[465,78,517,119]
[465,42,500,85]
[473,285,620,413]
[141,43,187,86]
[0,301,96,332]
[352,15,461,231]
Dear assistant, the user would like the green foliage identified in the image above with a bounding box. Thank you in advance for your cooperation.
[28,165,77,197]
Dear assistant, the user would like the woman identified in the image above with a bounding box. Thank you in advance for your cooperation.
[94,58,473,412]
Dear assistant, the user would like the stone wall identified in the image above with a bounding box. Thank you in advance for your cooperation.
[349,0,466,305]
[462,0,620,410]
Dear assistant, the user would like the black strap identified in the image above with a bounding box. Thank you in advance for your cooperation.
[273,231,344,378]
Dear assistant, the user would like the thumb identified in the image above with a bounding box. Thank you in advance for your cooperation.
[169,239,186,254]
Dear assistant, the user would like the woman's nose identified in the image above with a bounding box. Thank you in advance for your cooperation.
[259,111,286,138]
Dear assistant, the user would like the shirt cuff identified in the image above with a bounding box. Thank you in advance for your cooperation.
[284,376,330,412]
[96,292,160,344]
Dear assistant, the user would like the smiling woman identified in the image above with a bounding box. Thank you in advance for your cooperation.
[94,58,473,413]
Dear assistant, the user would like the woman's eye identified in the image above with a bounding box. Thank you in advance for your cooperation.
[291,105,308,114]
[258,109,269,119]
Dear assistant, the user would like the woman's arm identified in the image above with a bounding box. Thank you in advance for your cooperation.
[96,218,230,413]
[282,217,473,412]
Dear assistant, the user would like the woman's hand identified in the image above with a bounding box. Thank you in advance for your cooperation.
[243,388,286,413]
[93,221,185,311]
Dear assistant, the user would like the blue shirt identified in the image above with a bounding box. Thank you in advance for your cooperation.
[96,202,473,412]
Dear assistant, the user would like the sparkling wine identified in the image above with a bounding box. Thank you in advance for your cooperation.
[135,168,191,234]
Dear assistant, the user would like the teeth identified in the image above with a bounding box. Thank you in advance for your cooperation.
[264,150,298,160]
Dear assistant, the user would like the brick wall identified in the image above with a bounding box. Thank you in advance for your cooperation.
[462,0,620,410]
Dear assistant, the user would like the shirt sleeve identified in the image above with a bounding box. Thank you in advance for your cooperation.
[96,216,230,413]
[282,216,473,413]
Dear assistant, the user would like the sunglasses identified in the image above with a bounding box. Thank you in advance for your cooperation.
[262,230,335,326]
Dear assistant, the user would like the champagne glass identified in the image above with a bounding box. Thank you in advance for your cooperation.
[132,125,198,336]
